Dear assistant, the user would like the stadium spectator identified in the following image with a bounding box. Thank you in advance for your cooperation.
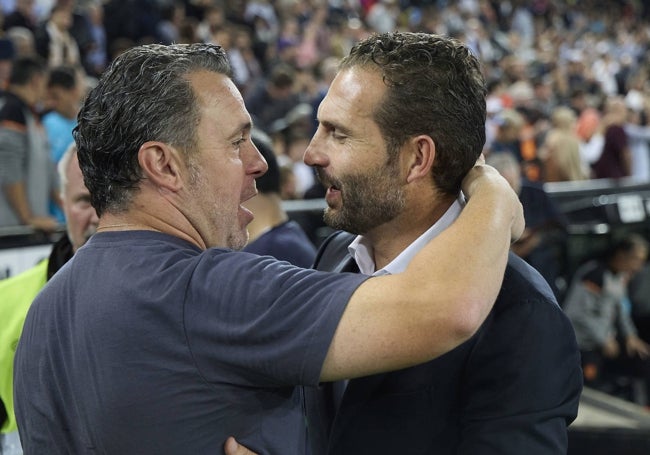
[0,55,57,231]
[564,234,650,405]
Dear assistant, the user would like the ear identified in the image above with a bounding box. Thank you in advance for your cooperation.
[405,135,435,184]
[138,141,184,192]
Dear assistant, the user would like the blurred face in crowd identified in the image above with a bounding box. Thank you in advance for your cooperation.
[62,152,98,252]
[17,0,35,15]
[182,71,267,249]
[304,67,405,235]
[48,74,85,119]
[612,245,648,278]
[51,6,73,31]
[26,72,47,108]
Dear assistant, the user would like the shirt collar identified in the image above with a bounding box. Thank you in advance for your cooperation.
[348,194,465,276]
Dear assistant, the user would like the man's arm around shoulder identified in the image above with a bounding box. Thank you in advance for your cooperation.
[320,164,524,381]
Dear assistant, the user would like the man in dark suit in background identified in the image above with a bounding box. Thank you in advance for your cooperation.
[302,31,583,455]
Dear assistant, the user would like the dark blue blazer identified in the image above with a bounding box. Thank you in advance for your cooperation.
[305,231,583,455]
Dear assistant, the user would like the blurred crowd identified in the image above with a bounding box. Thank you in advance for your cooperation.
[1,0,650,224]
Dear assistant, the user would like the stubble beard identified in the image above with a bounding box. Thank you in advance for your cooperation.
[323,165,405,235]
[187,158,248,250]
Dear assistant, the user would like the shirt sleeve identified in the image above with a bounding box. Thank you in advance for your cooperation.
[0,102,28,185]
[616,296,639,338]
[563,281,613,347]
[184,251,369,388]
[0,129,28,185]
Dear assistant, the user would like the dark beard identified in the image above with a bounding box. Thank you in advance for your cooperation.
[322,165,405,235]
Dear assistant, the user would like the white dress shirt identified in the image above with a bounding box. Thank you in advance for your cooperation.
[348,194,465,276]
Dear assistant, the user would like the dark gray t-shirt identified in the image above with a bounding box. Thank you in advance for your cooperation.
[14,231,368,454]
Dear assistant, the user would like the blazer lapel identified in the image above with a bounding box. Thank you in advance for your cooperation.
[314,231,386,449]
[313,231,359,273]
[332,256,358,273]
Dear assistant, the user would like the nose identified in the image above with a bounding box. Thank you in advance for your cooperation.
[303,130,328,168]
[246,141,268,178]
[90,209,99,225]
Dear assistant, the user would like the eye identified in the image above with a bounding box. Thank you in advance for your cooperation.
[75,195,92,209]
[331,130,347,142]
[232,137,246,147]
[319,122,348,143]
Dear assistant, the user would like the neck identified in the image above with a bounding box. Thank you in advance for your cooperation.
[10,86,34,107]
[96,220,154,232]
[96,207,168,233]
[97,208,209,247]
[97,183,213,250]
[366,194,456,270]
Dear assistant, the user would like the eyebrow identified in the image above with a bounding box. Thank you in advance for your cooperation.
[240,120,252,133]
[229,120,252,140]
[320,119,353,137]
[74,194,91,203]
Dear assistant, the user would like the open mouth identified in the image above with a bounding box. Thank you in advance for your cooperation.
[326,185,341,205]
[241,186,258,204]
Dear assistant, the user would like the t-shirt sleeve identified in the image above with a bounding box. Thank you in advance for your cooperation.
[0,103,28,185]
[184,251,369,388]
